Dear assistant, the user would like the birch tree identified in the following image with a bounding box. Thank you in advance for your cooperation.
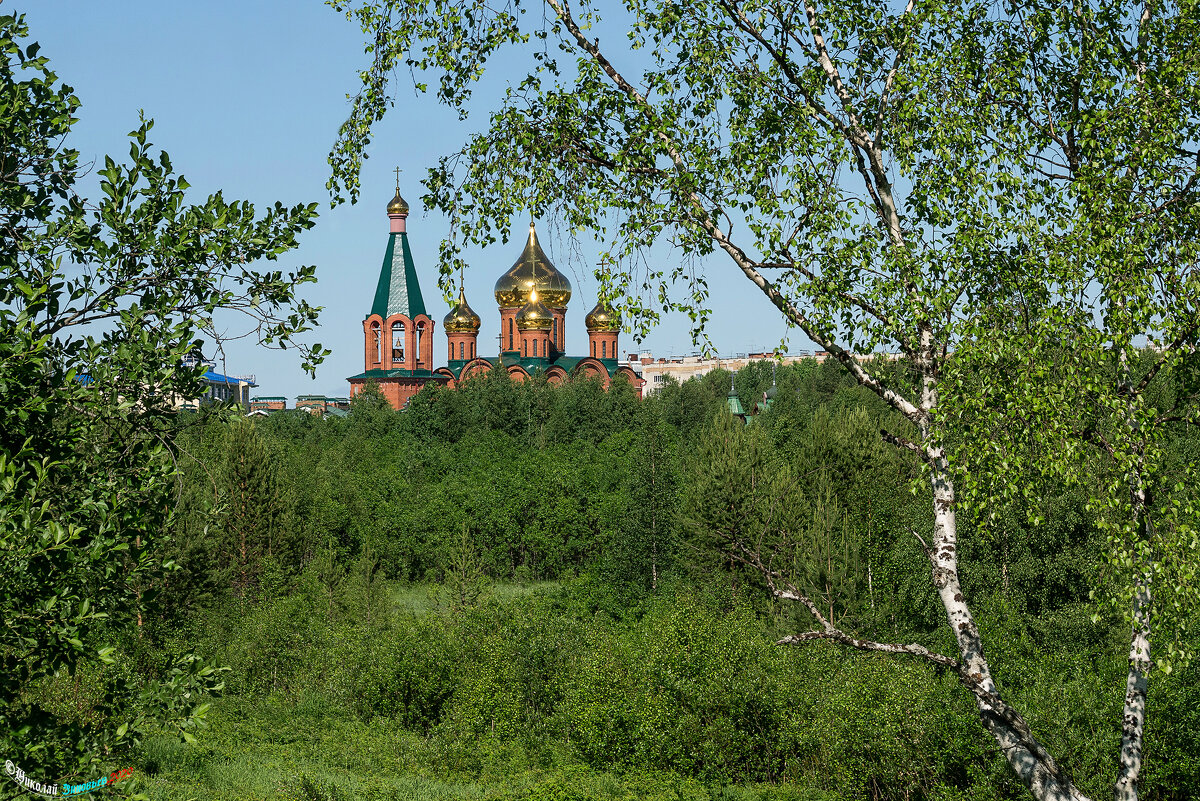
[328,1,1200,798]
[940,5,1200,799]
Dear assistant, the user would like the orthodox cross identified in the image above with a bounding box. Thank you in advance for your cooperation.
[394,166,402,189]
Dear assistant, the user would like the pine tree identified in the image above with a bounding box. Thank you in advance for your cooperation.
[680,410,803,593]
[218,419,285,596]
[444,523,487,615]
[610,402,679,592]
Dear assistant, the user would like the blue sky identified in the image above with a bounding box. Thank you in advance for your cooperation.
[21,1,801,399]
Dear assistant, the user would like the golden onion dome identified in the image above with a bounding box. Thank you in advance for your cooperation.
[515,289,554,331]
[585,300,621,332]
[443,288,481,333]
[387,187,410,215]
[493,222,572,308]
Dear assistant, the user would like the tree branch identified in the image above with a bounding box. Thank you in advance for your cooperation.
[881,428,927,459]
[736,539,1085,798]
[874,0,916,148]
[543,0,923,423]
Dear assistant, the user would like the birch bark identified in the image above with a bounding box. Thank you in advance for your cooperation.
[1113,350,1154,801]
[1115,565,1152,801]
[926,456,1086,801]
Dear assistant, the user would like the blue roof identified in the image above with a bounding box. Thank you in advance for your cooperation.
[202,371,257,387]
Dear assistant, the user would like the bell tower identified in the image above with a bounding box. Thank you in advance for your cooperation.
[348,172,443,408]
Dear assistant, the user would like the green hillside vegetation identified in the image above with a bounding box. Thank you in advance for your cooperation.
[8,5,1200,799]
[99,361,1200,800]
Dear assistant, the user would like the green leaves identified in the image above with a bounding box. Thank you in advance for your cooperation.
[0,10,325,779]
[328,2,1200,792]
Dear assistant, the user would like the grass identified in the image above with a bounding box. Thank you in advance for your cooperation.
[389,582,561,617]
[134,698,488,801]
[128,696,836,801]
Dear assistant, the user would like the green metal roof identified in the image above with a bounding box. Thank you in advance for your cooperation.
[346,367,441,380]
[518,356,552,370]
[368,232,427,321]
[557,356,620,377]
[726,387,745,416]
[444,359,480,378]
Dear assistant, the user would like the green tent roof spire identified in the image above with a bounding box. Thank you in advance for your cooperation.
[726,372,745,417]
[368,232,427,320]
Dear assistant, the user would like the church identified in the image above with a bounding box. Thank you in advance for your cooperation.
[347,182,643,409]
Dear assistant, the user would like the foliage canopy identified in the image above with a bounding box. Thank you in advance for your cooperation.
[329,1,1200,798]
[0,11,325,780]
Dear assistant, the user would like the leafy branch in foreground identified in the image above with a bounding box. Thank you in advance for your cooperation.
[1,11,326,782]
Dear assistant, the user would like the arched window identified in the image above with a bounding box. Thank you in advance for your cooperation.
[470,341,474,359]
[458,341,464,360]
[416,322,426,363]
[509,319,515,350]
[591,340,596,358]
[391,321,405,363]
[602,340,607,359]
[551,320,557,349]
[371,321,382,364]
[533,338,538,357]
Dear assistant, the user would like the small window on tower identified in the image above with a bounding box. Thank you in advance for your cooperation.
[459,341,464,360]
[533,339,538,357]
[602,341,607,359]
[392,321,405,363]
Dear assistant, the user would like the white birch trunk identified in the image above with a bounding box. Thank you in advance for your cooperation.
[1114,572,1151,801]
[921,340,1087,801]
[926,455,1087,801]
[1112,344,1152,801]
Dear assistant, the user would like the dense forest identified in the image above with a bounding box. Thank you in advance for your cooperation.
[63,359,1195,800]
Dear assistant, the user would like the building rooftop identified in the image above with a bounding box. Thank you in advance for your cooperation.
[202,370,257,387]
[369,230,427,320]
